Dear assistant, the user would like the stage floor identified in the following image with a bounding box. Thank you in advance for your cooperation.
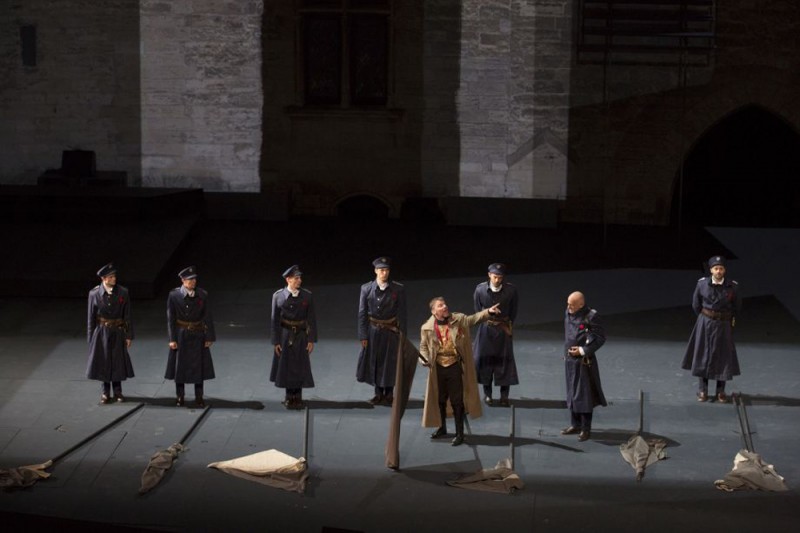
[1,225,798,532]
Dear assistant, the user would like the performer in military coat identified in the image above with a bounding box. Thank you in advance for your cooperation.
[472,262,519,407]
[166,266,215,407]
[420,297,500,446]
[86,263,134,403]
[561,291,607,442]
[682,255,741,403]
[357,256,407,405]
[271,265,317,410]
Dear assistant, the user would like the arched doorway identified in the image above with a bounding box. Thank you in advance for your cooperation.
[673,105,800,227]
[336,194,390,221]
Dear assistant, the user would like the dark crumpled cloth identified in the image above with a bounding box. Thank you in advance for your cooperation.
[139,443,185,494]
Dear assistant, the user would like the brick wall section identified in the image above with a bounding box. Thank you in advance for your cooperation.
[139,0,262,191]
[455,0,570,200]
[0,0,140,184]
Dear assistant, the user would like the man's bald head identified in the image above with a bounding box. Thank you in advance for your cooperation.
[567,291,585,314]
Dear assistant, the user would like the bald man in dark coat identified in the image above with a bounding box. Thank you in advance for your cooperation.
[561,291,607,442]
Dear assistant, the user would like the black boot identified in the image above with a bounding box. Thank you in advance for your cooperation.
[451,406,465,446]
[431,403,448,438]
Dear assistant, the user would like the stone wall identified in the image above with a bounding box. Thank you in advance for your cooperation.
[452,0,571,200]
[262,1,425,216]
[0,0,140,184]
[139,0,262,191]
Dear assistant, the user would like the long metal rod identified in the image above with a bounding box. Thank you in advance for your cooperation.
[303,405,310,460]
[178,405,211,446]
[509,405,515,470]
[638,389,644,435]
[732,393,750,451]
[739,393,755,452]
[51,403,144,464]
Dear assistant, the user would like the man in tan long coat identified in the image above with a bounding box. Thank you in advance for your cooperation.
[420,297,500,446]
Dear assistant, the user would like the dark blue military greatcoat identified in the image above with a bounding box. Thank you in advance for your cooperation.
[472,281,519,386]
[165,286,216,383]
[270,287,317,388]
[356,280,407,387]
[86,284,135,382]
[564,306,607,413]
[682,276,741,380]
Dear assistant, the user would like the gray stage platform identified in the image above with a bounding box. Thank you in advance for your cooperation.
[1,226,798,532]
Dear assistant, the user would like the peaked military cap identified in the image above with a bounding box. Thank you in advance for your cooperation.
[178,266,198,279]
[488,263,506,275]
[96,263,117,278]
[282,265,302,278]
[708,256,726,269]
[372,256,391,269]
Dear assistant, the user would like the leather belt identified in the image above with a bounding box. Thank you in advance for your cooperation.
[369,316,399,333]
[281,319,308,347]
[281,319,307,332]
[701,308,732,321]
[97,317,127,329]
[177,319,206,332]
[487,318,513,336]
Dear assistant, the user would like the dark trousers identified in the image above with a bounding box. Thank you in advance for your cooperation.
[374,385,394,397]
[176,383,203,398]
[699,378,726,394]
[436,363,464,436]
[483,384,510,399]
[570,410,593,431]
[102,381,122,396]
[285,387,302,399]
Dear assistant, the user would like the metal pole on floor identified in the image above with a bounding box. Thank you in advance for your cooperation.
[303,405,310,460]
[509,405,516,470]
[52,402,145,464]
[733,392,753,452]
[638,389,644,435]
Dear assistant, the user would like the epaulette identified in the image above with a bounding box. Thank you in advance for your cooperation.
[698,277,707,282]
[391,280,404,287]
[302,288,313,295]
[731,280,738,285]
[273,288,284,295]
[587,308,597,320]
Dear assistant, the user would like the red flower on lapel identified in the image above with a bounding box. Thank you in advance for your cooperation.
[118,297,124,304]
[579,324,585,330]
[198,299,204,307]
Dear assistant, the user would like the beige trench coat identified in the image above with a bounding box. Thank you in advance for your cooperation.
[420,309,491,428]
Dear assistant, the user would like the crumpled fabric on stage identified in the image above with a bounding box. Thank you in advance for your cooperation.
[714,450,788,492]
[619,435,667,479]
[208,449,308,493]
[139,443,185,494]
[446,458,523,494]
[0,461,52,489]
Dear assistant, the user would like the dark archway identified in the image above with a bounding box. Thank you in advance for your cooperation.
[336,194,390,220]
[673,105,800,227]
